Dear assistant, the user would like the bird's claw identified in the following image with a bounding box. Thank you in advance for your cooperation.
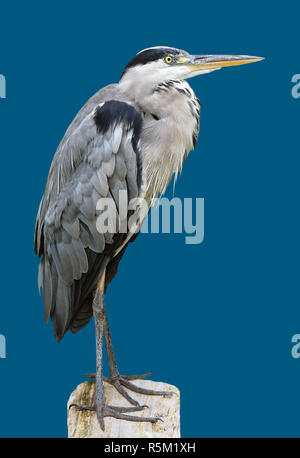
[69,402,162,430]
[86,371,174,407]
[87,371,152,381]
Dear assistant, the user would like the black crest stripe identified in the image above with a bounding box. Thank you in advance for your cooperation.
[121,47,182,78]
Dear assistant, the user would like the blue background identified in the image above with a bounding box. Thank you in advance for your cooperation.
[0,0,299,438]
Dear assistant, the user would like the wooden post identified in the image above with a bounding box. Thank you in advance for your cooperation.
[67,379,180,438]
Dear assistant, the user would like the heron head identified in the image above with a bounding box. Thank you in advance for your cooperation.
[119,46,264,93]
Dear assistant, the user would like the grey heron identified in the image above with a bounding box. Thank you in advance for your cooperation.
[34,46,263,429]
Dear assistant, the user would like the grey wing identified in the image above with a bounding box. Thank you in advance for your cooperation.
[34,100,143,341]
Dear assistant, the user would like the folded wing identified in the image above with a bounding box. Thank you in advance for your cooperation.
[35,100,143,341]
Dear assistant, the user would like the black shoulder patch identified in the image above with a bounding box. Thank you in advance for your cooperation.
[94,100,142,146]
[93,100,143,186]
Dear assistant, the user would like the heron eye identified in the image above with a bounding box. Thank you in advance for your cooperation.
[164,56,174,64]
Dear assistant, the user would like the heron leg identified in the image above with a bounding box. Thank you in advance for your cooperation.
[70,269,162,430]
[87,306,174,406]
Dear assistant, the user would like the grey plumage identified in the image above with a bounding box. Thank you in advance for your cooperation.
[35,55,200,341]
[34,46,264,429]
[35,46,262,343]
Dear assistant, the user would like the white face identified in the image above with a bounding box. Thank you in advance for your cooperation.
[119,57,219,92]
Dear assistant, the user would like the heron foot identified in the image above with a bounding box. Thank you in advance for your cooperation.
[69,401,162,430]
[87,371,175,407]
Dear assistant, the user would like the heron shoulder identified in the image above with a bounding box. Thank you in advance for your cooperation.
[34,91,144,259]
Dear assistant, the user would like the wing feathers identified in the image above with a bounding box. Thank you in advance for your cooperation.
[53,277,70,340]
[42,258,52,323]
[36,100,143,340]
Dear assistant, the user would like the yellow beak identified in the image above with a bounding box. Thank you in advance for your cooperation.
[188,54,264,72]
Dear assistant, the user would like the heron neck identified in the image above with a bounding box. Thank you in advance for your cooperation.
[118,75,160,103]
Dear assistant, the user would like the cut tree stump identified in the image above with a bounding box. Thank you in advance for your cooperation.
[67,380,180,438]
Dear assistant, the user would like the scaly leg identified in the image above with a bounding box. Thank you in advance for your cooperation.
[87,304,174,407]
[70,269,161,430]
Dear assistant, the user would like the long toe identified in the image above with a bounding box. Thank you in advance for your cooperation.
[69,403,95,411]
[110,405,148,413]
[103,405,162,423]
[120,372,151,381]
[85,372,172,411]
[69,400,157,430]
[87,372,151,381]
[120,378,175,397]
[87,373,151,406]
[110,379,141,406]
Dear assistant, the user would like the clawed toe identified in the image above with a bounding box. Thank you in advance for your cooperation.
[87,371,151,382]
[86,372,174,407]
[118,372,152,381]
[69,403,95,411]
[107,404,147,413]
[69,401,161,428]
[69,403,147,413]
[104,404,163,423]
[120,378,175,398]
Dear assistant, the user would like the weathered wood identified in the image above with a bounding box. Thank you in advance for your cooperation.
[67,380,180,438]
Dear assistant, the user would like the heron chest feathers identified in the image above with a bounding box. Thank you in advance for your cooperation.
[137,80,200,200]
